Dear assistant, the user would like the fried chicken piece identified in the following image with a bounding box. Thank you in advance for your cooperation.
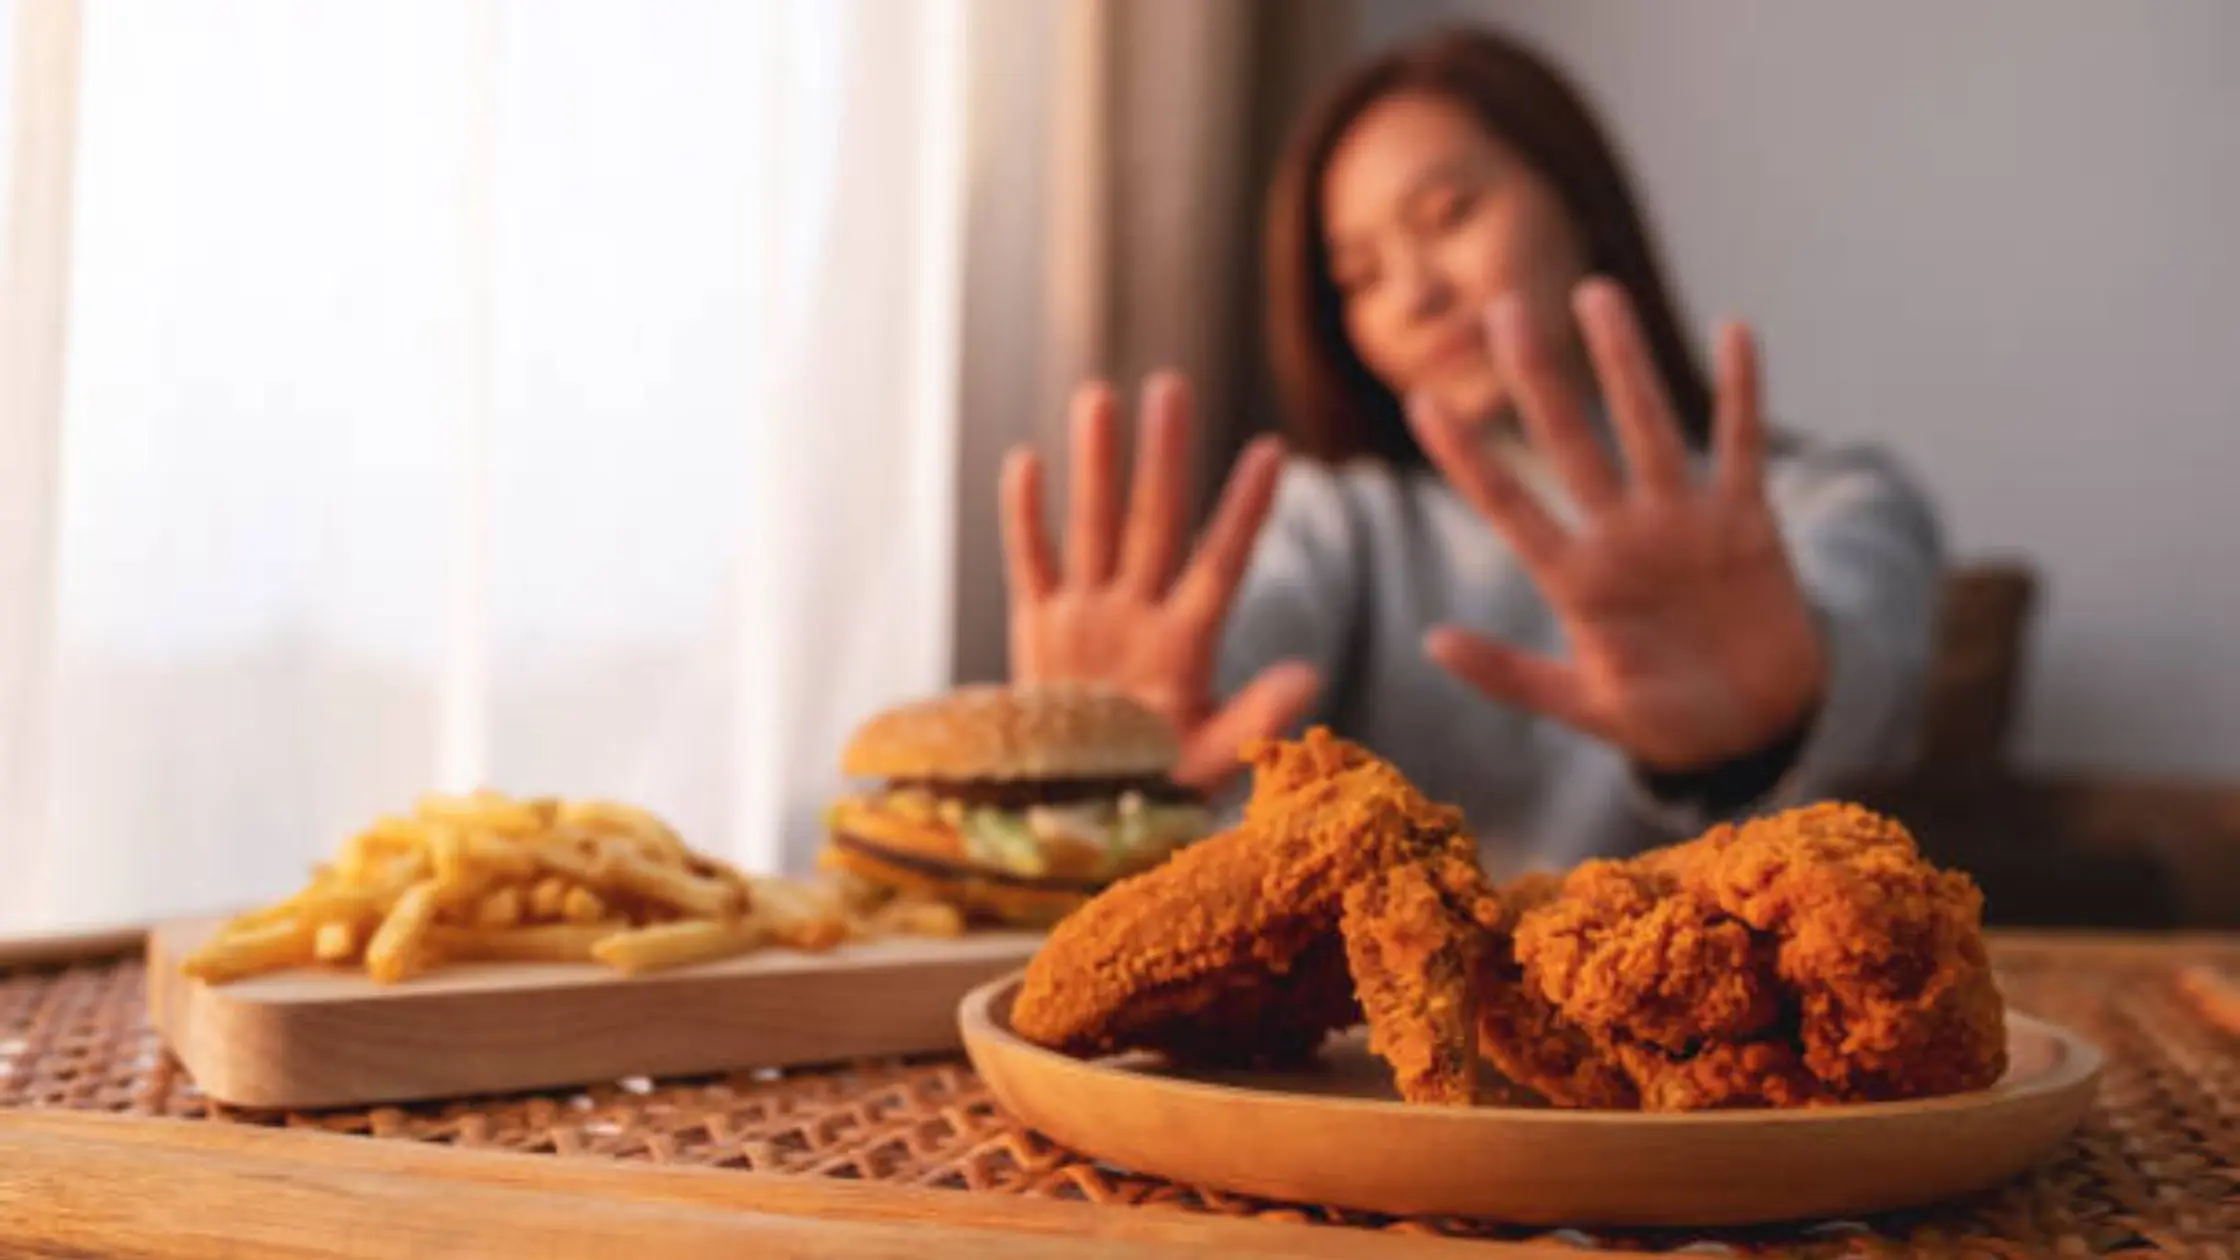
[1500,802,2007,1111]
[1340,854,1497,1104]
[1516,860,1785,1054]
[1470,872,1640,1109]
[1610,1038,1825,1112]
[1007,807,1363,1067]
[1016,729,2001,1115]
[1085,931,1363,1069]
[1012,729,1492,1101]
[1675,803,2008,1101]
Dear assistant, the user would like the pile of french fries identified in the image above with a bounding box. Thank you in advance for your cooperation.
[182,790,964,985]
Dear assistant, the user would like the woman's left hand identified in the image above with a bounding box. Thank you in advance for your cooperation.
[1411,278,1825,773]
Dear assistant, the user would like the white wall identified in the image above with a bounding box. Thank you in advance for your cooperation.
[1357,0,2240,776]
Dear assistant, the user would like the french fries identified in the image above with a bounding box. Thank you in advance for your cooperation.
[862,897,967,940]
[747,876,851,951]
[475,884,524,928]
[182,919,317,984]
[180,789,962,986]
[592,919,766,975]
[560,885,608,924]
[313,920,359,963]
[364,880,440,984]
[427,922,625,964]
[527,875,572,922]
[600,847,745,919]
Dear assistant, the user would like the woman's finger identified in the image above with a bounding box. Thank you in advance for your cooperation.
[1169,435,1286,629]
[999,447,1058,603]
[1118,370,1192,596]
[1173,660,1321,791]
[1425,626,1597,734]
[1574,278,1689,500]
[1486,292,1622,515]
[1712,320,1767,503]
[1406,392,1567,571]
[1064,382,1123,587]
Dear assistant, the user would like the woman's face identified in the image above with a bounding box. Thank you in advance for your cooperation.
[1320,91,1591,428]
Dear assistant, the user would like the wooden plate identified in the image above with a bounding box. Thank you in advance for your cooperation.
[150,917,1042,1109]
[959,972,2102,1227]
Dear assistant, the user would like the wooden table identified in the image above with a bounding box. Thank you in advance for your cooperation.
[2,930,2235,1256]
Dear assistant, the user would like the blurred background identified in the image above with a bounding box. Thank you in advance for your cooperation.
[2,0,2235,933]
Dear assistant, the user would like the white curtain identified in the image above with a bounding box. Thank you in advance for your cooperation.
[0,0,965,933]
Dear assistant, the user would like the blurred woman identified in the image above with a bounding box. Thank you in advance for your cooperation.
[999,27,1940,872]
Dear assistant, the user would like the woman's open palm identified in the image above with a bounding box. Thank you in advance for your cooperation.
[1002,373,1319,790]
[1412,280,1826,772]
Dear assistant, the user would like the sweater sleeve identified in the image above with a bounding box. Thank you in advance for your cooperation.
[1211,459,1364,735]
[1628,443,1946,831]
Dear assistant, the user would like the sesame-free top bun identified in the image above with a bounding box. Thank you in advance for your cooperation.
[841,684,1181,782]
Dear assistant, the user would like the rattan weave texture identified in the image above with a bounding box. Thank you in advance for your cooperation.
[3,938,2234,1255]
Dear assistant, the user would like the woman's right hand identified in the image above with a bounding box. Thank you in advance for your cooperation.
[1001,371,1321,791]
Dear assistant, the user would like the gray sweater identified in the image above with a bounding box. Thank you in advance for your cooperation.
[1212,436,1943,878]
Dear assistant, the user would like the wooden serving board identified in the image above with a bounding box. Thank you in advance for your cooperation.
[148,917,1042,1109]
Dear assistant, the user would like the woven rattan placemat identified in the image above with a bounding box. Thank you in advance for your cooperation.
[3,936,2235,1255]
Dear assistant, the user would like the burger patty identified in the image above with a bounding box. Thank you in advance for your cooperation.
[883,774,1201,811]
[830,832,1111,895]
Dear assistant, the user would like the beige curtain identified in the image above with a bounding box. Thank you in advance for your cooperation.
[1,0,82,889]
[2,0,980,927]
[952,0,1358,684]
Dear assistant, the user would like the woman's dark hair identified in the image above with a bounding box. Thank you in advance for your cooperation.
[1265,26,1711,465]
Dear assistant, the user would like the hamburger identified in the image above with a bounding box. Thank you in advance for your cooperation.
[820,684,1213,926]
